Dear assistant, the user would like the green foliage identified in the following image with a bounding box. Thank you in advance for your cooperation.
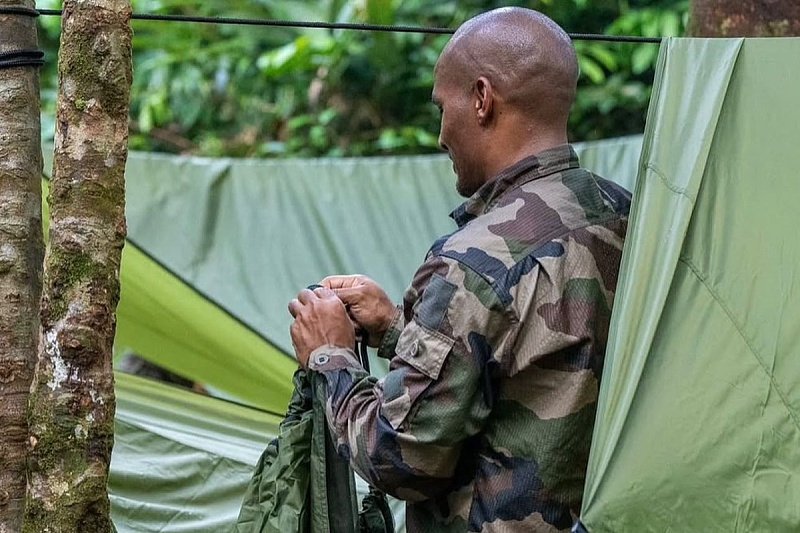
[37,0,687,157]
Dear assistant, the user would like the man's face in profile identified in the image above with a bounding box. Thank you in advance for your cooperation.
[433,58,485,198]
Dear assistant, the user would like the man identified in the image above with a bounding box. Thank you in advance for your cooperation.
[288,7,631,532]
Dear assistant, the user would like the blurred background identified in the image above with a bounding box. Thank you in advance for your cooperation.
[36,0,686,158]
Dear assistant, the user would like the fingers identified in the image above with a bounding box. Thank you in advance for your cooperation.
[311,286,336,299]
[320,276,371,306]
[288,287,357,368]
[320,274,368,291]
[289,289,316,318]
[330,286,363,305]
[289,287,338,318]
[297,288,316,304]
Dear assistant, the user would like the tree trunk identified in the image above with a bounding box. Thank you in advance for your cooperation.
[24,1,132,531]
[688,0,800,36]
[0,1,44,532]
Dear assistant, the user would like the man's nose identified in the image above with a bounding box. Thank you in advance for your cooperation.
[438,133,447,152]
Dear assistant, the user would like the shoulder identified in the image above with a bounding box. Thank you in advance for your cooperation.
[423,168,629,304]
[407,252,506,320]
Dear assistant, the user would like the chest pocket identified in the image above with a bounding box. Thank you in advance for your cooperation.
[394,320,454,380]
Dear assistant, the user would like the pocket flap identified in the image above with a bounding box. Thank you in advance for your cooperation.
[394,320,454,380]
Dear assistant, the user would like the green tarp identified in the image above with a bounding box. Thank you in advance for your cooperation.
[110,372,281,532]
[114,243,297,410]
[580,38,800,532]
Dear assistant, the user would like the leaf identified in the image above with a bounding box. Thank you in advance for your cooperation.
[588,45,618,71]
[413,128,438,147]
[309,125,328,148]
[287,115,314,130]
[366,0,394,26]
[661,11,682,37]
[318,109,338,126]
[257,37,313,76]
[631,45,658,74]
[578,56,605,84]
[139,104,154,133]
[377,129,401,150]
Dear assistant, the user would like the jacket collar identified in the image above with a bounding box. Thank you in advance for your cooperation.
[450,144,579,228]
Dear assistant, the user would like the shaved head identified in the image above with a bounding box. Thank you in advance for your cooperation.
[432,8,579,196]
[437,7,578,125]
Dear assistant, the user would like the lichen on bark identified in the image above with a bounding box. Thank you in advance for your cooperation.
[688,0,800,37]
[0,1,44,532]
[23,1,132,532]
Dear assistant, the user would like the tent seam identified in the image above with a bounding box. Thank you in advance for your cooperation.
[115,419,261,466]
[645,163,691,198]
[679,256,800,433]
[124,236,294,360]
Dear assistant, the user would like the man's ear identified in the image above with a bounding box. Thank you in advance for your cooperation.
[474,76,494,126]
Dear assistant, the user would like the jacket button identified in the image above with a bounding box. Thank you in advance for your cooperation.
[409,340,419,357]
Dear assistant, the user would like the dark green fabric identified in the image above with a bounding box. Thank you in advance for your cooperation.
[310,371,358,533]
[233,370,314,532]
[235,369,392,532]
[358,491,395,533]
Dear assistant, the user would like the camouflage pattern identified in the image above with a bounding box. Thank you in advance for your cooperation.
[308,145,631,532]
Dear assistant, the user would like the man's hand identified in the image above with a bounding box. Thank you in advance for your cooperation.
[320,275,396,348]
[288,287,355,368]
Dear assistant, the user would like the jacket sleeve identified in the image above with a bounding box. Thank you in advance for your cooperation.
[376,305,404,360]
[308,255,521,501]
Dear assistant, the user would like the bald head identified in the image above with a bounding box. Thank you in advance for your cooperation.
[437,7,579,126]
[431,8,579,196]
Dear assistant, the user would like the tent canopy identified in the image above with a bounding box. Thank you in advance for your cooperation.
[580,38,800,532]
[110,372,280,532]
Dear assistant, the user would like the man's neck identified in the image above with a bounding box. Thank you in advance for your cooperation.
[483,130,569,182]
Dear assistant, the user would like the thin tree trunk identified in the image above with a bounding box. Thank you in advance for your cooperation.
[0,1,44,532]
[24,1,131,531]
[688,0,800,36]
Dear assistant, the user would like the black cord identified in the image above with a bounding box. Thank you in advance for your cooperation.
[0,49,44,69]
[36,8,663,43]
[568,33,661,43]
[357,331,371,375]
[0,8,45,69]
[0,5,40,17]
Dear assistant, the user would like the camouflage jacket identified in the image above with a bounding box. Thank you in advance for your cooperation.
[308,145,631,532]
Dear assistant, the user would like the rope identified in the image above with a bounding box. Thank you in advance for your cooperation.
[36,8,663,43]
[357,331,371,375]
[0,49,44,69]
[0,6,44,70]
[0,5,39,17]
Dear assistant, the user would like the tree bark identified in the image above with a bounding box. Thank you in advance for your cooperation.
[24,1,131,531]
[688,0,800,37]
[0,1,44,532]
